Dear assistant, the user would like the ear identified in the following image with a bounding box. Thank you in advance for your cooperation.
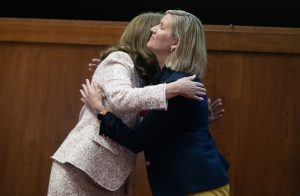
[170,38,179,51]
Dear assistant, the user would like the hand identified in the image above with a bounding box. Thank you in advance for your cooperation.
[88,58,101,74]
[80,79,107,115]
[176,75,206,101]
[208,98,225,123]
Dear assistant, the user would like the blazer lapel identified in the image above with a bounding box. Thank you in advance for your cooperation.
[160,66,174,83]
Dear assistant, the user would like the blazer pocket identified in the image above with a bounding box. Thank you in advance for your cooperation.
[92,132,120,155]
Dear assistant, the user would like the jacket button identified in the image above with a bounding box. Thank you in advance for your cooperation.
[145,161,151,166]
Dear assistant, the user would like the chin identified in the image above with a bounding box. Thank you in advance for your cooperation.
[146,42,152,49]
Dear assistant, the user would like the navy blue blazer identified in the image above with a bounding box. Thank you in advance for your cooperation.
[100,67,229,196]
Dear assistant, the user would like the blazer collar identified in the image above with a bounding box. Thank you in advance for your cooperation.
[160,65,174,83]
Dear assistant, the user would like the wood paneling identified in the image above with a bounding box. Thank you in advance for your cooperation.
[204,52,300,196]
[0,42,104,195]
[0,18,299,196]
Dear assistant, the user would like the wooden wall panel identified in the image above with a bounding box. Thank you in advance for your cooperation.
[0,18,299,196]
[205,52,300,196]
[0,42,104,195]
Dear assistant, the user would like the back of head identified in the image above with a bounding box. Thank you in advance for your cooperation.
[101,12,163,84]
[120,12,162,58]
[165,10,207,78]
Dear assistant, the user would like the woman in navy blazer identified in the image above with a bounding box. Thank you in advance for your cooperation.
[81,10,229,196]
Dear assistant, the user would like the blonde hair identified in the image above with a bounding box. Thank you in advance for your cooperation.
[165,10,207,78]
[101,12,163,84]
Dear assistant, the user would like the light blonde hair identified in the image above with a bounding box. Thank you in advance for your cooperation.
[165,10,207,78]
[101,12,163,84]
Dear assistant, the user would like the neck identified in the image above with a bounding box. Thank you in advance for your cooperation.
[158,61,165,69]
[156,53,171,69]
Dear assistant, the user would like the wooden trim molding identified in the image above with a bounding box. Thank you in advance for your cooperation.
[0,17,127,46]
[1,18,300,54]
[205,25,300,54]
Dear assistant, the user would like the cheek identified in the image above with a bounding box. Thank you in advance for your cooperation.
[157,36,173,49]
[147,35,172,51]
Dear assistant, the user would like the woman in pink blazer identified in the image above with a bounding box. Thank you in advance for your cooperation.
[47,12,207,196]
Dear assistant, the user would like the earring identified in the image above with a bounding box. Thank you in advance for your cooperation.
[170,48,174,52]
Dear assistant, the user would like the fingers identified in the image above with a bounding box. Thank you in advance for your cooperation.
[80,79,89,101]
[88,63,98,68]
[212,98,222,105]
[208,98,225,123]
[195,90,206,97]
[193,95,204,101]
[198,86,206,93]
[194,85,206,95]
[88,59,100,67]
[80,89,87,103]
[187,76,204,87]
[82,83,88,95]
[216,109,225,115]
[81,78,102,95]
[79,89,86,98]
[195,82,204,87]
[211,99,223,110]
[192,82,206,101]
[86,79,92,92]
[88,64,96,72]
[81,79,93,101]
[84,79,99,94]
[191,81,205,91]
[91,58,101,64]
[193,90,206,102]
[80,98,84,103]
[88,58,100,72]
[82,83,88,94]
[207,98,211,104]
[213,108,225,114]
[188,75,196,80]
[212,111,224,120]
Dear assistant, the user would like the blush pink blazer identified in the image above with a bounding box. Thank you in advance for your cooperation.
[51,51,167,191]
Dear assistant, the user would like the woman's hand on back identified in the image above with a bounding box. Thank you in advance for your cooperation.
[175,75,206,101]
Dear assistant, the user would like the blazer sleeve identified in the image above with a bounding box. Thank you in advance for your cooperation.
[100,108,170,153]
[92,51,167,113]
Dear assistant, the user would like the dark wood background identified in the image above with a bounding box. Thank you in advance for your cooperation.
[0,18,300,196]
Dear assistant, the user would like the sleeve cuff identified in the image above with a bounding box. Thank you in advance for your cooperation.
[99,112,114,135]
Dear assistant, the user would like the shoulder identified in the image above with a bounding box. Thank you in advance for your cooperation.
[172,71,190,79]
[162,68,202,83]
[93,51,135,79]
[163,68,193,82]
[101,51,134,69]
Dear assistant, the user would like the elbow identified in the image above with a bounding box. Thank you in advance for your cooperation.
[131,148,142,154]
[127,144,143,154]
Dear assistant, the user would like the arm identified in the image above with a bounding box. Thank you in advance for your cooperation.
[90,53,206,113]
[88,57,205,101]
[96,98,224,152]
[81,77,223,126]
[92,53,167,112]
[81,83,169,153]
[99,107,168,153]
[99,112,144,153]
